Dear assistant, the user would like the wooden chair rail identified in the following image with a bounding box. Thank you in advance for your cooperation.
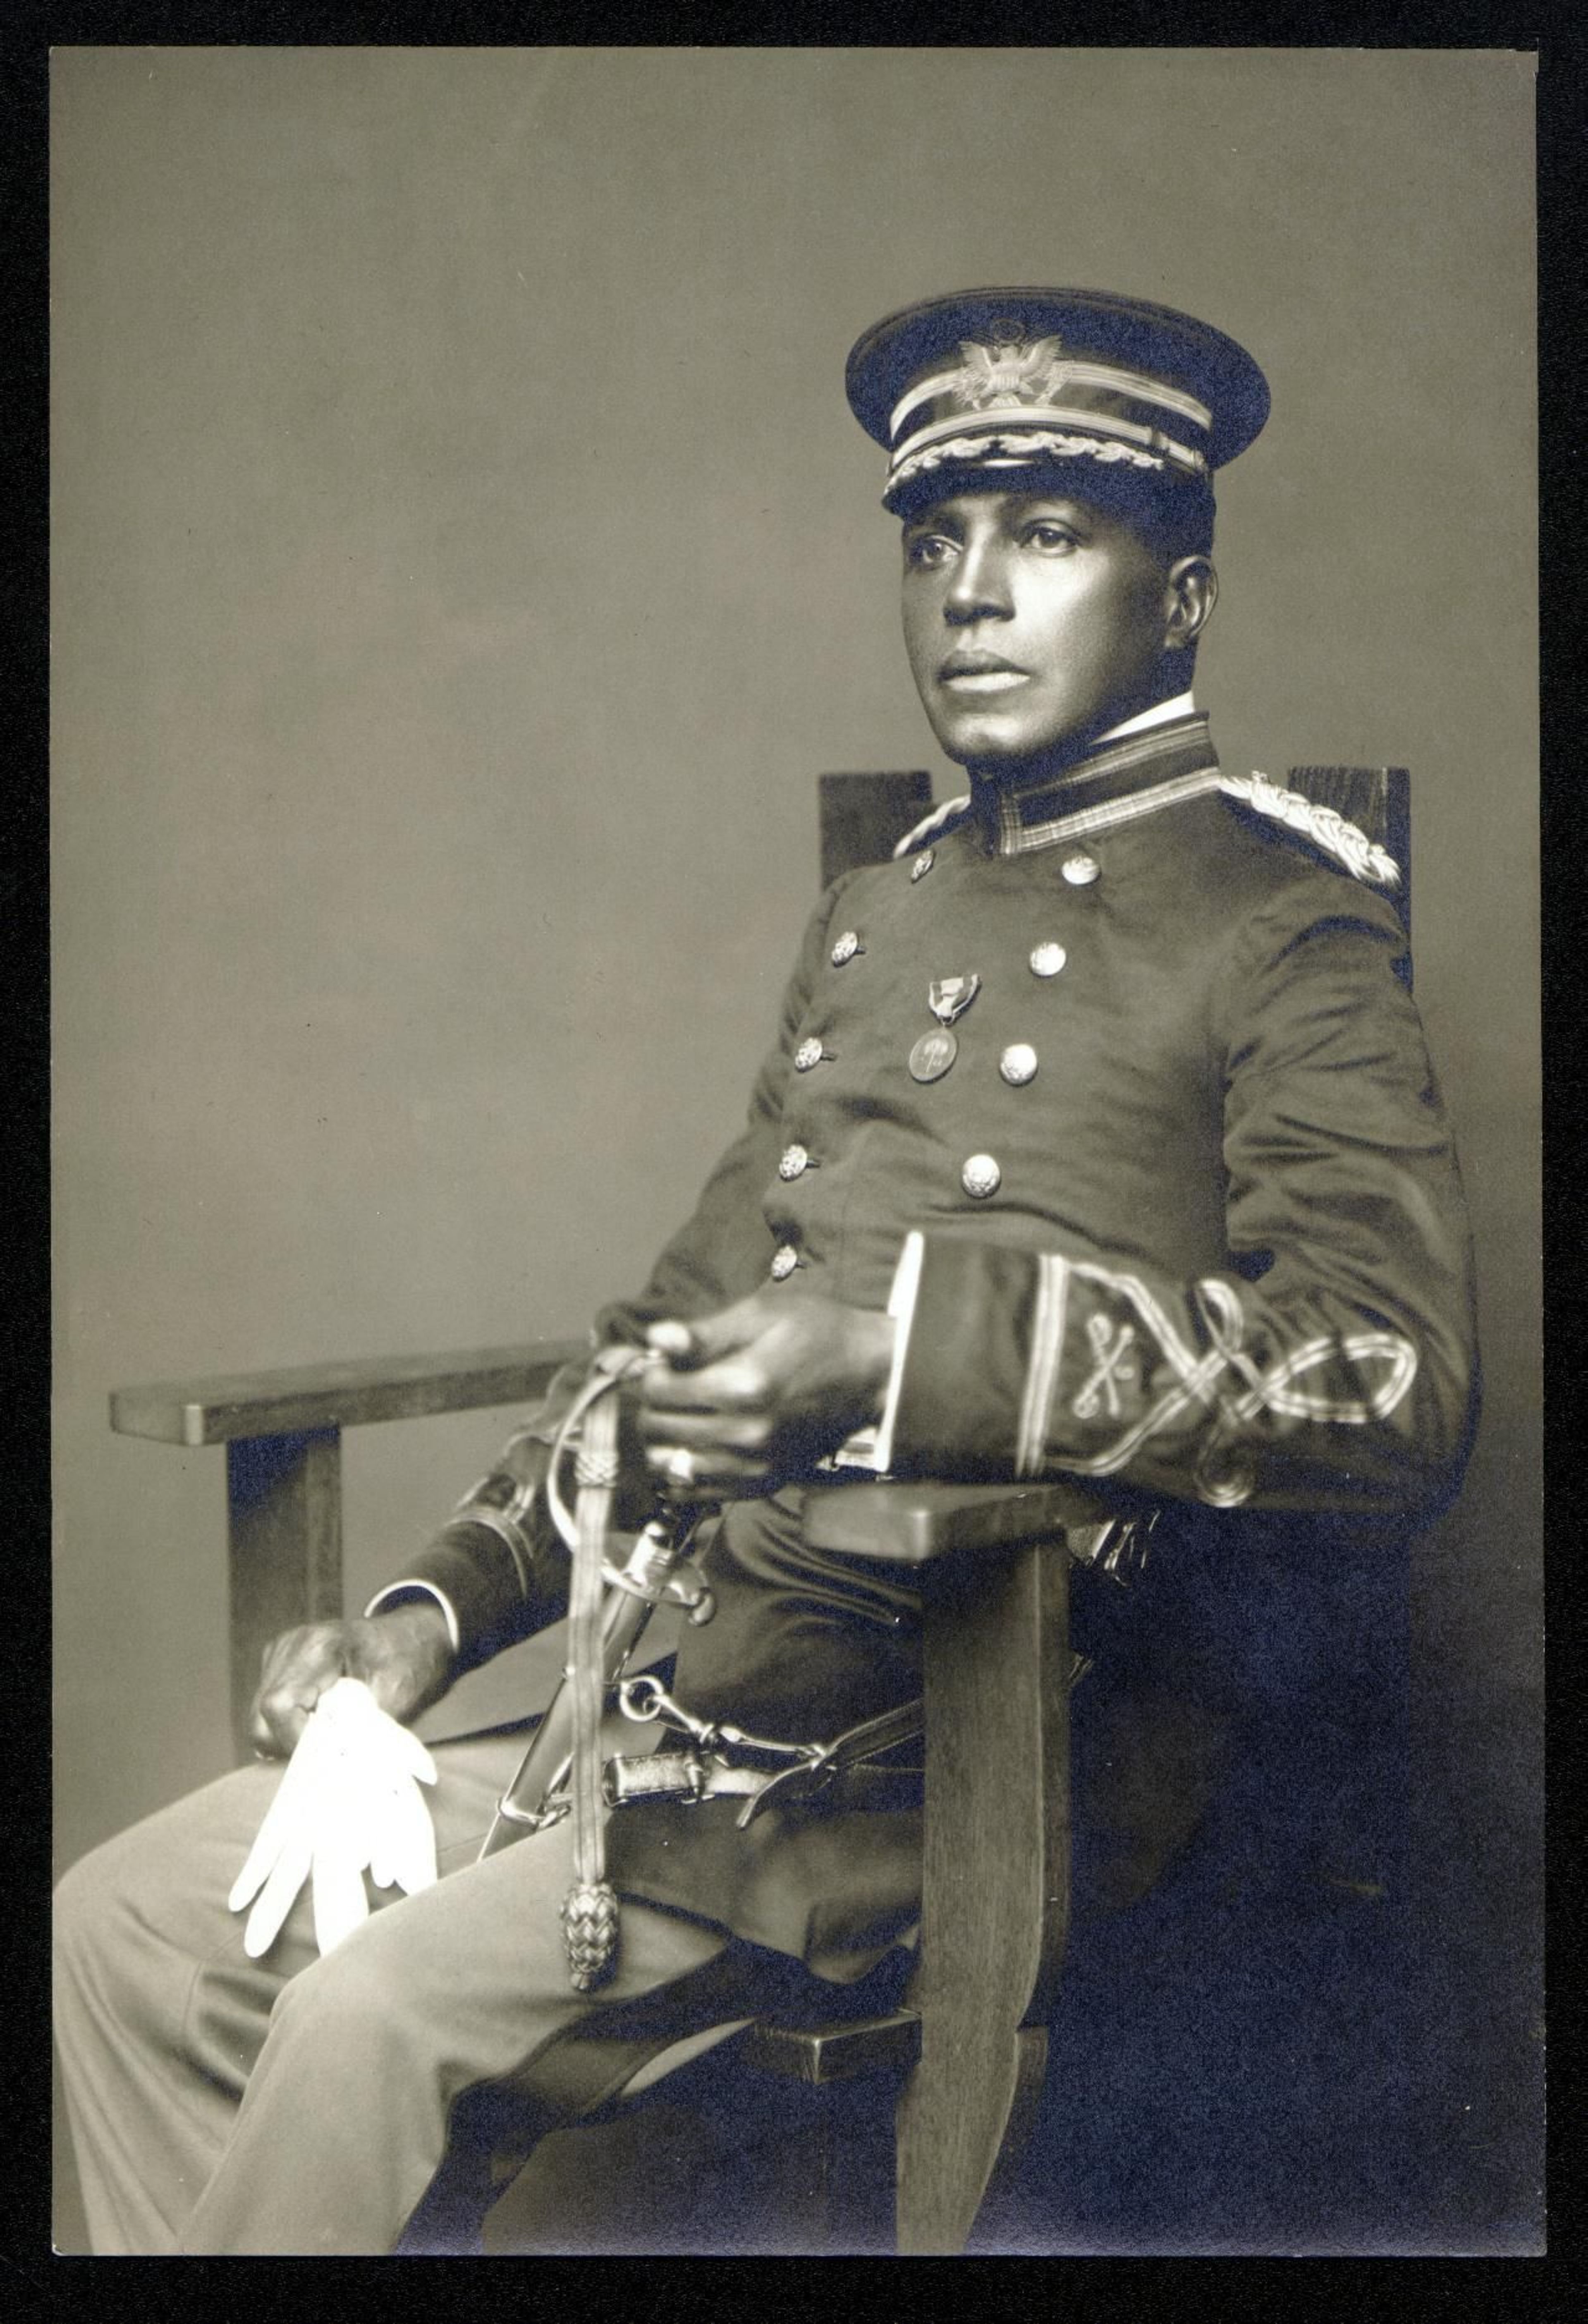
[805,1477,1108,1564]
[109,1339,588,1448]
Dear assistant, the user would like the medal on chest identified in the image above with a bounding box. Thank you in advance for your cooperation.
[909,974,981,1083]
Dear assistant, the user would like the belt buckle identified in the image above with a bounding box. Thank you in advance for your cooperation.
[602,1745,726,1807]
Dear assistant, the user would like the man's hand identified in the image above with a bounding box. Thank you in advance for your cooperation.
[638,1290,895,1492]
[247,1603,454,1761]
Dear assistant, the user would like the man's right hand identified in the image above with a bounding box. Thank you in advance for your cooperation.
[248,1603,455,1759]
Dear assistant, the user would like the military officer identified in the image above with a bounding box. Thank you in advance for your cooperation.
[55,288,1478,2253]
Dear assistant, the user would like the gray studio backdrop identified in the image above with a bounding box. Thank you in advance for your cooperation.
[51,47,1540,2245]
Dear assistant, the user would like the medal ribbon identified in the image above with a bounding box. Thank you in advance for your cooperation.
[928,973,981,1027]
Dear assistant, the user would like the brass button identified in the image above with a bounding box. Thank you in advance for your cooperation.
[770,1245,799,1280]
[910,849,935,882]
[778,1144,810,1180]
[794,1037,826,1072]
[961,1153,1002,1199]
[830,930,863,966]
[1000,1044,1038,1086]
[1029,942,1067,977]
[1061,852,1100,887]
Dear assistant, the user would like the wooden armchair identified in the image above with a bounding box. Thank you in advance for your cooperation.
[109,763,1409,2255]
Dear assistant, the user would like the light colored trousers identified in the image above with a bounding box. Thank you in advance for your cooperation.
[53,1728,781,2256]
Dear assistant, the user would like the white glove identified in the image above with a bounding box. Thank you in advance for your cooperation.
[228,1676,440,1958]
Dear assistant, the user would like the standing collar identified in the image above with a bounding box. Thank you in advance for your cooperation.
[973,707,1223,857]
[1093,687,1198,744]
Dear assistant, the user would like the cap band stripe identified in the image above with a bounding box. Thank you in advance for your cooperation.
[888,359,1213,443]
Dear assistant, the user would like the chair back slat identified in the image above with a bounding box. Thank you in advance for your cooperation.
[818,770,933,888]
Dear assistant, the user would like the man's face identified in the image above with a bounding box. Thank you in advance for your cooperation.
[900,486,1188,773]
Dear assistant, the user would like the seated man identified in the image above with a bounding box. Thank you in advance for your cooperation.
[54,287,1478,2256]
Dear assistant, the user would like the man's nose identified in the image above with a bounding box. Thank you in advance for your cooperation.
[944,534,1014,624]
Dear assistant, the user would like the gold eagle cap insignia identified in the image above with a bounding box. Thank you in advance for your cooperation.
[952,333,1068,412]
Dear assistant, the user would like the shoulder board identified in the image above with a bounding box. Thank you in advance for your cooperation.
[891,792,973,859]
[1217,771,1401,890]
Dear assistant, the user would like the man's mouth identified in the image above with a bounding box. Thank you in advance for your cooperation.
[937,653,1030,695]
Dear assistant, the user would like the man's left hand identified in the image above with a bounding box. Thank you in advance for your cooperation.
[638,1291,894,1491]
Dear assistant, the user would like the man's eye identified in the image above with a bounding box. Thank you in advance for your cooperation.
[906,534,956,569]
[1024,523,1078,553]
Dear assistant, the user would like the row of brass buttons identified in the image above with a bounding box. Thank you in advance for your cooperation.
[771,851,1100,1266]
[835,930,1071,981]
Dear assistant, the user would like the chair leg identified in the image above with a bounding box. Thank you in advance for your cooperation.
[226,1429,344,1760]
[894,1538,1069,2255]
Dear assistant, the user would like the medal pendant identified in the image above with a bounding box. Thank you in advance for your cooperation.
[909,1028,958,1084]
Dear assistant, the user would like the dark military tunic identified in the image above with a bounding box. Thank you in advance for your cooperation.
[382,710,1477,1974]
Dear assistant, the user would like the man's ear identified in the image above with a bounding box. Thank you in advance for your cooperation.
[1163,556,1217,654]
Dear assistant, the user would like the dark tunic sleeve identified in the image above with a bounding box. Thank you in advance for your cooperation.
[887,881,1478,1519]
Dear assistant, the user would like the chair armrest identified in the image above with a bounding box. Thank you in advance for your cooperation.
[802,1478,1110,1564]
[109,1339,588,1447]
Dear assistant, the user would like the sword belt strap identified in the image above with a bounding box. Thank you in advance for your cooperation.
[603,1752,925,1822]
[608,1692,926,1830]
